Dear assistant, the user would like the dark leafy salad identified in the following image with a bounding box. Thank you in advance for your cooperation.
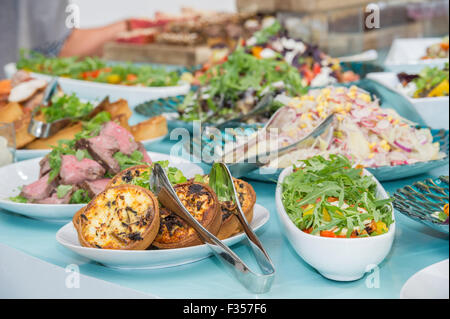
[178,47,306,123]
[39,93,94,123]
[281,155,394,238]
[17,50,181,87]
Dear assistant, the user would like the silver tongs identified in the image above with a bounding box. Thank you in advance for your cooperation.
[223,108,335,177]
[28,77,67,138]
[150,162,275,293]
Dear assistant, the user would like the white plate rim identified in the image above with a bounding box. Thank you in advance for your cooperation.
[55,204,270,269]
[400,259,449,299]
[0,151,204,220]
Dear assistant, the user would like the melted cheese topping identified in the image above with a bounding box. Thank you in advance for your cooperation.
[109,166,151,188]
[155,183,215,244]
[80,186,156,249]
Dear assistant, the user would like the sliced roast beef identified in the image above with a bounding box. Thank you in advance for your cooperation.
[137,142,152,164]
[79,178,111,197]
[100,121,138,155]
[59,155,105,185]
[20,173,55,201]
[39,156,51,178]
[35,189,73,204]
[77,135,121,175]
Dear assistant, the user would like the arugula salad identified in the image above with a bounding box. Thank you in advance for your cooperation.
[17,50,181,87]
[39,93,94,123]
[178,47,306,123]
[281,155,394,238]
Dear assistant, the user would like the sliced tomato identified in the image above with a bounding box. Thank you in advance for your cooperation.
[320,230,337,238]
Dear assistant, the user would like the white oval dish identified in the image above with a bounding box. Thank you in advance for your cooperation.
[275,165,395,281]
[400,259,449,299]
[4,63,190,108]
[56,204,269,269]
[384,38,449,74]
[0,151,203,222]
[15,133,167,161]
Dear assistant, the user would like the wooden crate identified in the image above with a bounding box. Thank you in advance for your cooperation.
[317,21,425,56]
[102,42,211,66]
[236,0,277,13]
[277,0,373,13]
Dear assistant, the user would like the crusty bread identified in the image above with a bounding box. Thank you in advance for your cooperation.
[130,115,168,141]
[25,122,82,149]
[0,102,36,148]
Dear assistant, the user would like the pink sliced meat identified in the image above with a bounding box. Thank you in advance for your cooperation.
[20,173,54,201]
[36,191,72,204]
[100,121,138,155]
[39,156,51,178]
[78,134,121,175]
[80,178,111,197]
[59,155,105,185]
[137,142,152,164]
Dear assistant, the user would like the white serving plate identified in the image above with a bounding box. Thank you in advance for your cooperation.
[0,152,203,221]
[384,38,449,74]
[275,166,395,281]
[15,133,167,161]
[56,204,269,269]
[400,259,449,299]
[367,72,449,129]
[4,63,190,108]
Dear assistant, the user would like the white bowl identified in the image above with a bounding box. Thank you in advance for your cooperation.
[275,166,395,281]
[4,63,190,108]
[367,72,449,129]
[384,38,449,74]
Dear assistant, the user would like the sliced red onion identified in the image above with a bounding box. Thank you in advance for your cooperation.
[394,141,412,152]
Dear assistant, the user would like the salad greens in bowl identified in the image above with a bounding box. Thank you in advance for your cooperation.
[275,155,395,281]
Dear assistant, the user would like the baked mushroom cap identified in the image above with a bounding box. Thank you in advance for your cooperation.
[73,184,160,250]
[152,182,221,249]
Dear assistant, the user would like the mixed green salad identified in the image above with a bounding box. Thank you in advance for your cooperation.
[39,93,94,123]
[398,63,449,98]
[281,155,394,238]
[17,50,181,87]
[178,47,307,123]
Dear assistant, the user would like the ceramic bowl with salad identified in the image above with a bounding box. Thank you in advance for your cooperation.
[275,155,395,281]
[368,63,449,129]
[4,51,190,107]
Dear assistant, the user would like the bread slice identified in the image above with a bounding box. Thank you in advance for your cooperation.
[25,123,82,149]
[130,115,168,141]
[73,185,160,250]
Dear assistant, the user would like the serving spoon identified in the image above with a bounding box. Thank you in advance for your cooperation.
[150,162,275,293]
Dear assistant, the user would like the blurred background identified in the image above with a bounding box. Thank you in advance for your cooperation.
[0,0,448,77]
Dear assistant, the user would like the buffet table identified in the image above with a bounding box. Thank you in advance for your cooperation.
[0,113,448,298]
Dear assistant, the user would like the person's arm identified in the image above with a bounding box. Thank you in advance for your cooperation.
[59,20,128,57]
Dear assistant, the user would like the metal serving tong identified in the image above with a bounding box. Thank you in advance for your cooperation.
[150,162,275,293]
[224,112,335,177]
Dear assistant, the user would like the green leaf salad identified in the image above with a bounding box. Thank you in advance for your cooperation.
[40,93,94,123]
[17,50,181,87]
[281,155,393,238]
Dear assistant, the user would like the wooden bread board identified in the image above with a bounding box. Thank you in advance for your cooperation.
[103,42,211,66]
